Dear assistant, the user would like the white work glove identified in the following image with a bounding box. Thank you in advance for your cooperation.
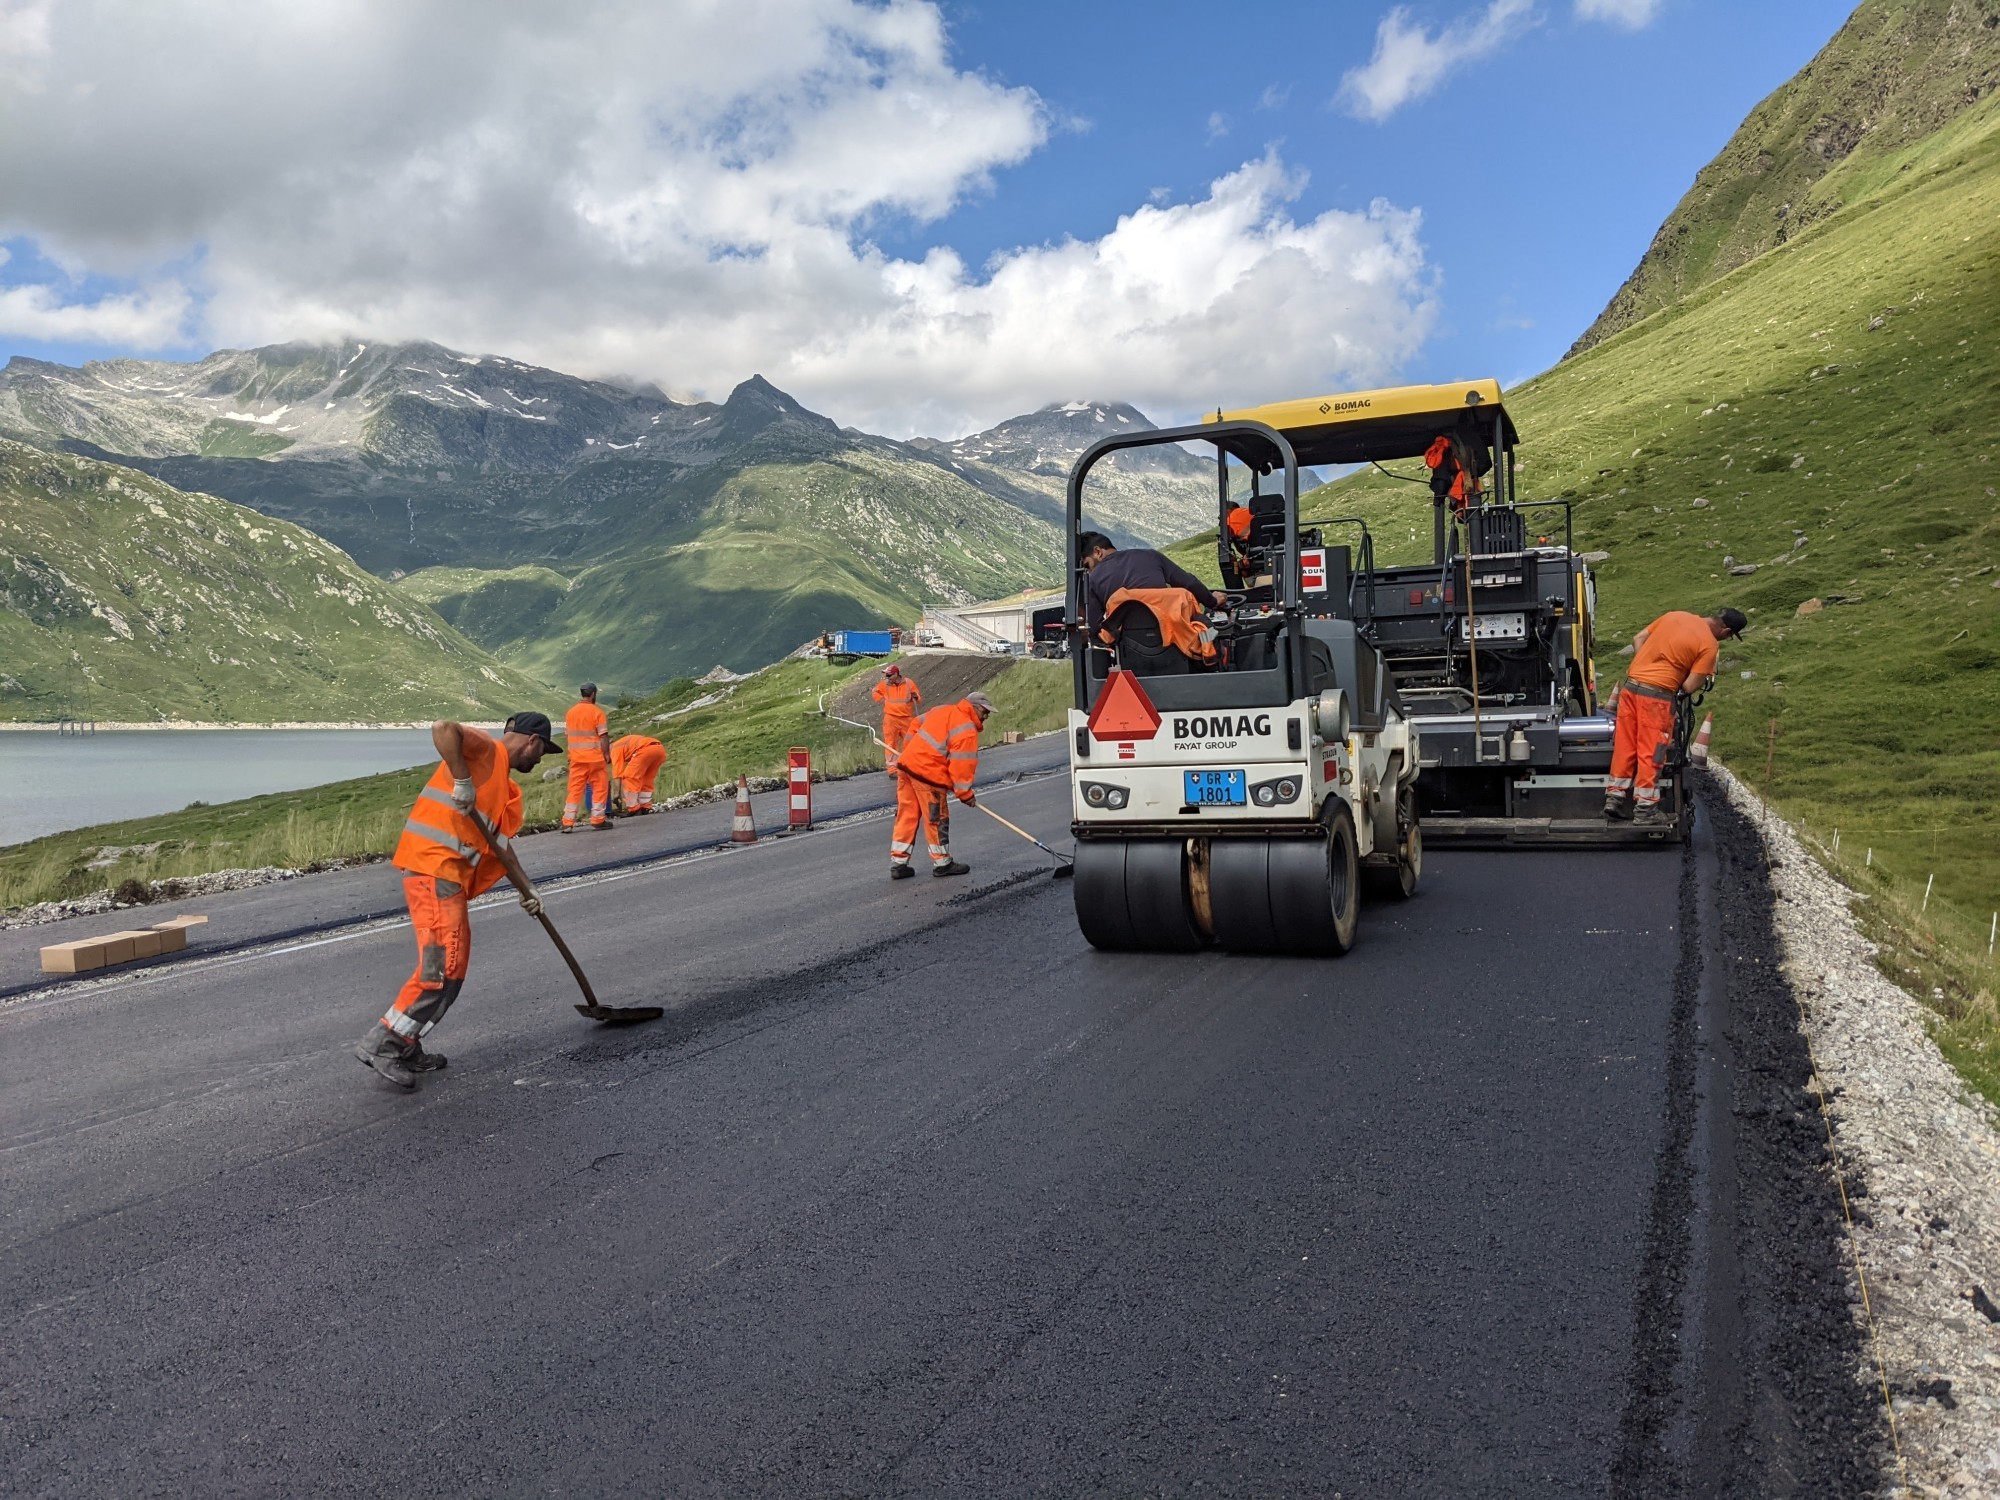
[450,776,477,811]
[519,889,544,918]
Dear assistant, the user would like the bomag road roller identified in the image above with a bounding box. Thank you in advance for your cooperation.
[1207,379,1694,846]
[1063,418,1422,955]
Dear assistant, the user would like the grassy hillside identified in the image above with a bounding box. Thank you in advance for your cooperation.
[395,450,1060,691]
[0,654,1069,911]
[0,440,549,723]
[1572,0,2000,352]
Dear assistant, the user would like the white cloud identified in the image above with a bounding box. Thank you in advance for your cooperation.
[0,278,190,346]
[1337,0,1536,122]
[0,0,1439,435]
[1206,110,1231,141]
[1258,83,1292,111]
[1575,0,1662,26]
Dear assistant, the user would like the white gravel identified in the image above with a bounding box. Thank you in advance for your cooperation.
[1716,765,2000,1498]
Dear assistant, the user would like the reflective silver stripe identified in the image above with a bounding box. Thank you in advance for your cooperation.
[948,751,978,760]
[402,818,479,859]
[384,1010,421,1037]
[915,727,947,751]
[489,832,510,850]
[418,786,463,812]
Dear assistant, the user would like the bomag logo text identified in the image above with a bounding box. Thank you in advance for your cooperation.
[1172,714,1271,739]
[1332,398,1372,412]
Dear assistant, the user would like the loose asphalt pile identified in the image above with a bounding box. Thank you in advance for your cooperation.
[1715,764,2000,1499]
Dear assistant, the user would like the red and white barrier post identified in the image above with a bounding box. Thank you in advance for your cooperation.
[788,747,814,831]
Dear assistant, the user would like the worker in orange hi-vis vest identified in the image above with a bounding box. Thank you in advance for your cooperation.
[354,712,560,1090]
[871,662,923,777]
[610,733,668,814]
[1607,606,1747,827]
[562,683,612,831]
[889,692,991,880]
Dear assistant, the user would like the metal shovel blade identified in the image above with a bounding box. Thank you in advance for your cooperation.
[575,1003,666,1024]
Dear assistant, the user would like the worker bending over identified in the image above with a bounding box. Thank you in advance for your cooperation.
[890,691,992,879]
[610,733,668,814]
[872,662,923,777]
[1079,531,1227,675]
[355,713,560,1089]
[1607,607,1747,826]
[562,682,612,832]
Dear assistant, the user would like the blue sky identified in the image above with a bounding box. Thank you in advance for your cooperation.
[0,0,1852,433]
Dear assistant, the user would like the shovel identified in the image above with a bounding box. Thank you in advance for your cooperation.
[974,802,1075,879]
[470,809,663,1024]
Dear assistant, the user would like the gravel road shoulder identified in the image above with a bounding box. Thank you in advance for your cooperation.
[1715,764,2000,1498]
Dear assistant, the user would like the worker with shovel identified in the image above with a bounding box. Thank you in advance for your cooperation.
[354,712,560,1090]
[871,662,923,777]
[889,691,991,879]
[1606,606,1746,827]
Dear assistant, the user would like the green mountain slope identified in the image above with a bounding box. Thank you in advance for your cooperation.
[0,440,549,723]
[1570,0,2000,354]
[1252,93,1998,931]
[392,445,1060,687]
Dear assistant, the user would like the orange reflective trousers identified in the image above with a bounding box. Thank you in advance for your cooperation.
[378,874,472,1041]
[890,772,951,868]
[565,761,609,827]
[1609,690,1676,809]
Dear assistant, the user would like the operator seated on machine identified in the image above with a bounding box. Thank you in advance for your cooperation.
[1080,530,1228,676]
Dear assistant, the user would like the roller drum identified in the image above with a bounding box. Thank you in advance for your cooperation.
[1073,839,1204,952]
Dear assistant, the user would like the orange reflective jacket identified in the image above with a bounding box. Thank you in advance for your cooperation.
[897,700,982,799]
[872,676,923,723]
[1097,586,1218,664]
[392,728,524,896]
[610,734,667,781]
[565,701,609,764]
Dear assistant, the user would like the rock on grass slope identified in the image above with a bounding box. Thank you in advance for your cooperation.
[1263,49,1998,920]
[0,440,547,723]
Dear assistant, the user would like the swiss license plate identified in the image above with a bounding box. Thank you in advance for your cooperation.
[1184,769,1246,806]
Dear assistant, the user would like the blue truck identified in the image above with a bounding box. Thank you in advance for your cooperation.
[825,630,896,657]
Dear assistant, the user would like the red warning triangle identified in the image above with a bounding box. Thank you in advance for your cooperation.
[1087,669,1162,741]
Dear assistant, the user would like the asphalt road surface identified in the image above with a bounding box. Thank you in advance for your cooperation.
[1,750,1881,1496]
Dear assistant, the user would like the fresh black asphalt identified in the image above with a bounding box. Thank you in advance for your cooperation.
[0,760,1883,1496]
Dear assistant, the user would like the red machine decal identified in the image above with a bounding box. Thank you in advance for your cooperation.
[1087,669,1162,742]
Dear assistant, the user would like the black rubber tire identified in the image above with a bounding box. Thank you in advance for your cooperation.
[1364,785,1422,901]
[1273,808,1359,955]
[1072,839,1203,952]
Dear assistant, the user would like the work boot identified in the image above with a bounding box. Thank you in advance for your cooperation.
[593,820,614,832]
[354,1033,417,1090]
[1603,797,1633,822]
[1633,805,1670,828]
[932,860,970,878]
[561,824,576,835]
[406,1043,447,1073]
[889,863,915,880]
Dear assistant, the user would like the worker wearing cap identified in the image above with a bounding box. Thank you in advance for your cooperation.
[889,692,992,879]
[610,733,668,814]
[355,712,560,1089]
[562,683,611,832]
[871,662,923,778]
[1607,607,1746,826]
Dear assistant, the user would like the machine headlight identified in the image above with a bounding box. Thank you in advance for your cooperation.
[1084,783,1107,806]
[1248,774,1303,807]
[1106,787,1128,809]
[1080,780,1128,810]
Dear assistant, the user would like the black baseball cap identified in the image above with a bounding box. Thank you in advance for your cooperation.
[579,682,598,696]
[504,711,563,752]
[1717,607,1749,638]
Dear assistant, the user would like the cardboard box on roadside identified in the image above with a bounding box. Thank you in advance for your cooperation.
[40,914,209,974]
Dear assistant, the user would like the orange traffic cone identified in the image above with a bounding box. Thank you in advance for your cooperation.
[1689,713,1713,766]
[730,774,758,843]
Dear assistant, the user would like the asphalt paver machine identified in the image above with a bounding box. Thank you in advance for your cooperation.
[1207,380,1693,846]
[1064,419,1422,955]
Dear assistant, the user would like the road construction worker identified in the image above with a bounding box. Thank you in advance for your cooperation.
[610,733,668,814]
[1607,607,1747,826]
[889,691,992,879]
[562,683,611,831]
[1079,531,1228,675]
[354,712,560,1089]
[871,662,923,777]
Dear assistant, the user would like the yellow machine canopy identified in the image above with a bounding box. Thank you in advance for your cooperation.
[1204,379,1517,470]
